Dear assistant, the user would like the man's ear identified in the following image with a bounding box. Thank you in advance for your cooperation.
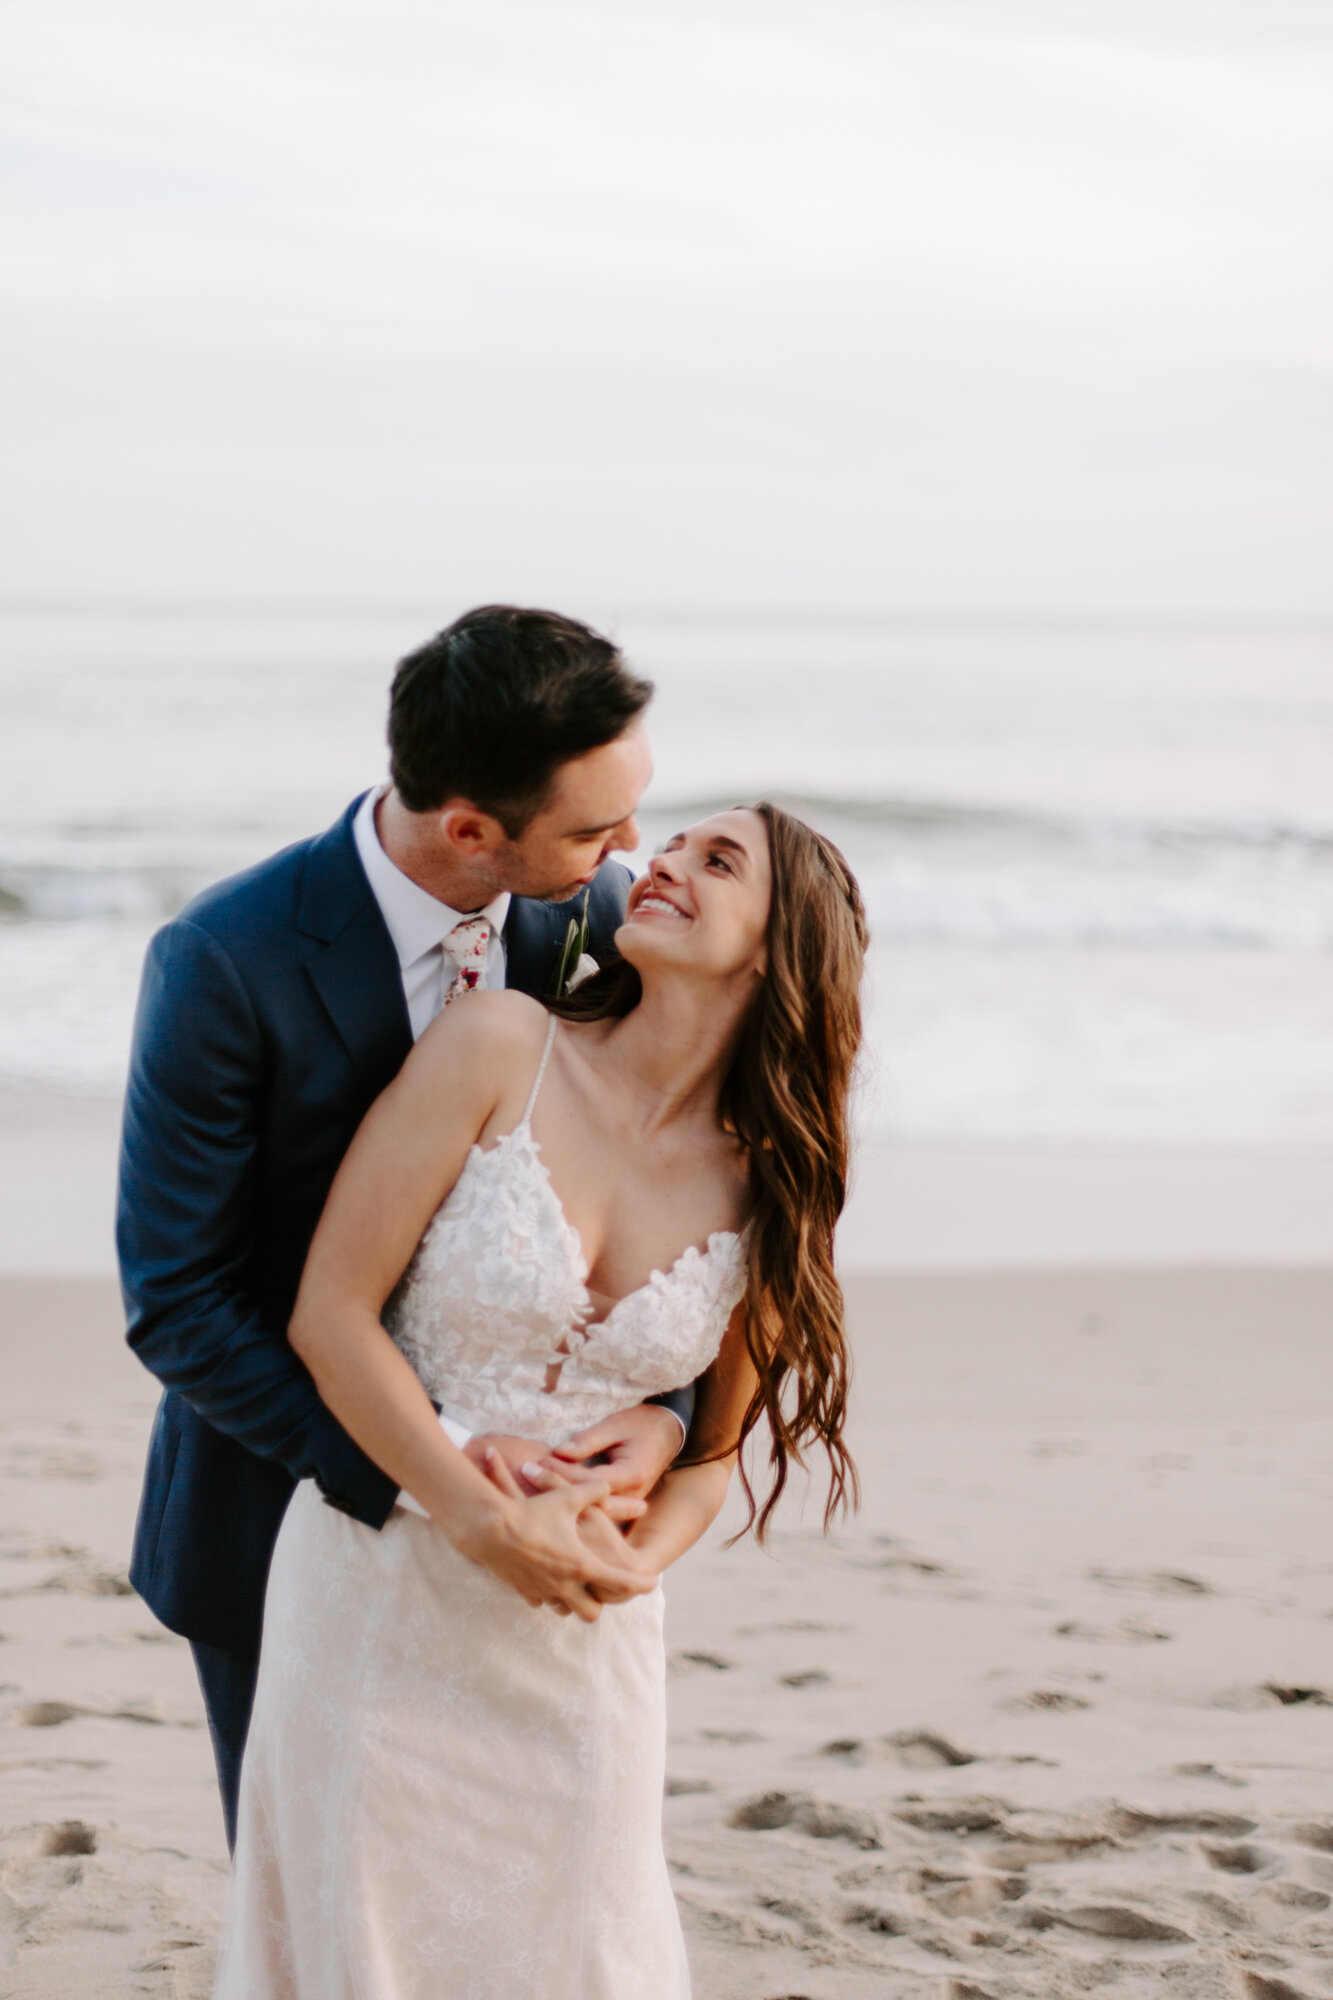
[438,803,506,858]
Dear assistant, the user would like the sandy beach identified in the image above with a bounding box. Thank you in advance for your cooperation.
[2,1242,1330,1998]
[6,0,1333,1983]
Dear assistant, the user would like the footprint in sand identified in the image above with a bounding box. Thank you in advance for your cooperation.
[893,1799,1008,1834]
[1187,1889,1248,1926]
[727,1791,882,1847]
[883,1729,976,1768]
[1110,1807,1256,1839]
[1,1559,135,1599]
[1172,1760,1248,1786]
[39,1821,97,1856]
[1056,1904,1192,1943]
[921,1873,1026,1918]
[15,1698,166,1728]
[799,1800,881,1846]
[1053,1617,1173,1644]
[727,1790,808,1831]
[737,1619,848,1636]
[817,1729,975,1769]
[1214,1685,1333,1712]
[1241,1975,1315,2000]
[841,1899,908,1935]
[1203,1842,1274,1874]
[865,1551,953,1579]
[1261,1882,1331,1913]
[15,1699,85,1727]
[1087,1566,1212,1597]
[987,1829,1112,1867]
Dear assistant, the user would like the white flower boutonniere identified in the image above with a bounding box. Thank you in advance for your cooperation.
[550,885,599,997]
[565,951,600,993]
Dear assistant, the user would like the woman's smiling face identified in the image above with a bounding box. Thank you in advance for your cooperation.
[617,808,772,985]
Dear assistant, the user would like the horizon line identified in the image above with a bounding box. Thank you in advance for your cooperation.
[2,596,1333,633]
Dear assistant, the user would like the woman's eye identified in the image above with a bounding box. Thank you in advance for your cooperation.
[708,853,733,873]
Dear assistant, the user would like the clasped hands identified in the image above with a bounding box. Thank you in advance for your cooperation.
[454,1403,680,1624]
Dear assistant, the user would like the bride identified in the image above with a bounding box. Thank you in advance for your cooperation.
[214,801,866,1999]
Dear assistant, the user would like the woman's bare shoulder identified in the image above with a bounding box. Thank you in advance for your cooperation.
[409,988,552,1082]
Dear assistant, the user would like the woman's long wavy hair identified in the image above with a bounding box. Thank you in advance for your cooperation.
[552,801,868,1539]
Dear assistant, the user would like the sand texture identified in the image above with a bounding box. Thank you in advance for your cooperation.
[1,1269,1331,1999]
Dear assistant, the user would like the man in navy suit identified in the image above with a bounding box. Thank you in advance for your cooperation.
[118,605,692,1848]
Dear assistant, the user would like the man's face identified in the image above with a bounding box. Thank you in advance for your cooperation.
[497,718,652,902]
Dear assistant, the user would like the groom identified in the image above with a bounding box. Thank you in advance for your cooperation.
[118,604,690,1849]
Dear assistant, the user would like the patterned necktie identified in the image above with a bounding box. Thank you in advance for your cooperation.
[441,916,491,1007]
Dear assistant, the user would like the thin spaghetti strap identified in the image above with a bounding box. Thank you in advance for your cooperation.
[518,1014,559,1129]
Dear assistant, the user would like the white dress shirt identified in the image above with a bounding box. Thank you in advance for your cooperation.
[352,786,511,1043]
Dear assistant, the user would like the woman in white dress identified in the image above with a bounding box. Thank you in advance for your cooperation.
[215,801,866,1999]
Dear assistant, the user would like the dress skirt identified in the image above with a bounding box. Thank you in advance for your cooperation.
[214,1480,691,1999]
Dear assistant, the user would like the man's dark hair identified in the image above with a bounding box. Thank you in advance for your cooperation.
[388,605,654,836]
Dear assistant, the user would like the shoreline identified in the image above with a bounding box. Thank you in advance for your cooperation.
[5,1087,1333,1278]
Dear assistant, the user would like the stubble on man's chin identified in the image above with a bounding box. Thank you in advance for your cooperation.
[491,840,590,908]
[532,881,594,906]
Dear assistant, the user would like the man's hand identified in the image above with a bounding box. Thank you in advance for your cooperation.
[463,1432,553,1491]
[448,1453,658,1623]
[540,1402,685,1505]
[464,1430,644,1523]
[466,1408,679,1522]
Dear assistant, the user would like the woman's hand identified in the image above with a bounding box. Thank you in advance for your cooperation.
[574,1497,661,1604]
[452,1450,657,1621]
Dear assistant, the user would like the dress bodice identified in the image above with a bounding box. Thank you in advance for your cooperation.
[385,1018,749,1444]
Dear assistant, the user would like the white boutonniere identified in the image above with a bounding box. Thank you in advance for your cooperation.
[550,885,599,997]
[565,951,600,992]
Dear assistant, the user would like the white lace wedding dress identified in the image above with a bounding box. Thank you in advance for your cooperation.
[214,1018,747,1999]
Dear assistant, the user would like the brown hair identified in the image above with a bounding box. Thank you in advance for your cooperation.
[388,605,653,835]
[554,801,867,1538]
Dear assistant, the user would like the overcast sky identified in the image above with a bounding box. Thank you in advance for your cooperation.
[4,0,1331,613]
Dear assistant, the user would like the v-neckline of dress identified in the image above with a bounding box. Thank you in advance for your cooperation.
[466,1125,743,1337]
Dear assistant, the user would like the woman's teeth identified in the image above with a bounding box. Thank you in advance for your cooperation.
[638,895,687,918]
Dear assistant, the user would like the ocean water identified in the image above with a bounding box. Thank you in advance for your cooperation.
[3,607,1333,1147]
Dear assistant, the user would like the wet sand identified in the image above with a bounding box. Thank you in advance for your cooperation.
[2,1267,1331,1998]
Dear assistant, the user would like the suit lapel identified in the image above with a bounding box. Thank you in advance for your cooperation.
[502,863,634,1000]
[502,896,565,1000]
[298,799,413,1098]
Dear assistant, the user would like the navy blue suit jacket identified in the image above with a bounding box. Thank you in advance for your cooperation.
[119,796,685,1654]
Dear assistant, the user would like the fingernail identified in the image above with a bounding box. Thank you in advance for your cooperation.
[484,1446,495,1460]
[521,1462,542,1482]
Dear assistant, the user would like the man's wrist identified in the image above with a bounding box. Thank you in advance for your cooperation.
[658,1406,687,1458]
